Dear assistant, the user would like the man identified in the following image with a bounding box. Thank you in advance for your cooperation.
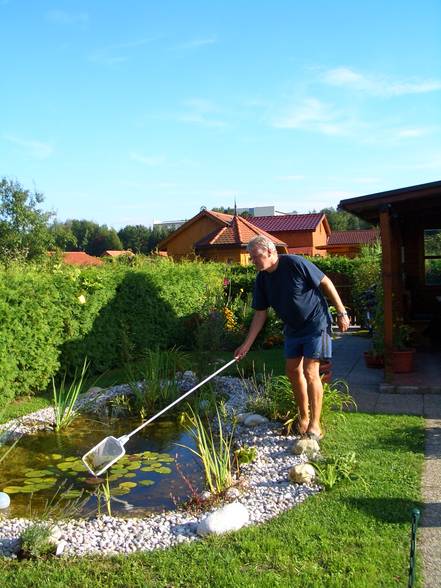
[234,235,350,440]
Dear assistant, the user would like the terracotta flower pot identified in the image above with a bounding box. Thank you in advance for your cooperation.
[391,349,415,373]
[363,351,385,369]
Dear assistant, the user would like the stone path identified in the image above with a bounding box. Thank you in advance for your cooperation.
[332,330,441,587]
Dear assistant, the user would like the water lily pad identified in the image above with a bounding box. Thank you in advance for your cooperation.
[126,461,142,471]
[63,490,83,499]
[157,453,174,460]
[108,474,123,482]
[140,466,155,472]
[64,456,78,462]
[156,466,172,474]
[2,486,23,494]
[50,453,63,460]
[158,456,175,463]
[119,481,137,489]
[123,473,136,479]
[112,488,130,496]
[84,477,104,485]
[24,470,53,478]
[139,479,155,487]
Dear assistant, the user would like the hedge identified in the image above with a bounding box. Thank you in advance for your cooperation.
[0,259,224,400]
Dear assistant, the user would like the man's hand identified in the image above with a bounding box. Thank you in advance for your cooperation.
[337,314,350,332]
[234,342,251,360]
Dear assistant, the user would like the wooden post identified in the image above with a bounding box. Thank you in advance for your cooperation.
[379,206,394,381]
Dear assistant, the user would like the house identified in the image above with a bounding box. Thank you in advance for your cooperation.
[157,209,234,258]
[194,214,287,264]
[249,213,331,256]
[61,252,103,266]
[339,179,441,382]
[102,250,135,258]
[316,229,379,257]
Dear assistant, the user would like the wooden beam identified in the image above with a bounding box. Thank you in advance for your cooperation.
[379,206,394,381]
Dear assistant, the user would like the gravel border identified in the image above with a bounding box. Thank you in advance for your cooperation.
[0,376,319,558]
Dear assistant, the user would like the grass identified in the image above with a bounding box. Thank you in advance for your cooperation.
[0,346,425,587]
[0,411,424,587]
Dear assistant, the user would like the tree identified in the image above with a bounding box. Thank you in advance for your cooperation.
[87,226,122,256]
[0,178,54,261]
[69,219,100,251]
[49,221,78,251]
[320,207,372,231]
[118,224,151,253]
[118,224,171,254]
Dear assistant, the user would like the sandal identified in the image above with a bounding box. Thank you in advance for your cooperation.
[307,431,324,442]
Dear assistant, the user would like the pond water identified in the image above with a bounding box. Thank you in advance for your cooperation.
[0,415,203,519]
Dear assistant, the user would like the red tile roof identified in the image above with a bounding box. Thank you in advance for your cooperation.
[195,215,287,249]
[102,250,134,257]
[158,209,232,249]
[325,229,379,246]
[63,252,103,266]
[249,213,325,232]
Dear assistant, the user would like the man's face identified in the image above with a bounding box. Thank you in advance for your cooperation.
[249,246,277,271]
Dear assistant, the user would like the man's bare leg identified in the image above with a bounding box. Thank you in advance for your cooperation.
[286,357,309,434]
[303,358,323,437]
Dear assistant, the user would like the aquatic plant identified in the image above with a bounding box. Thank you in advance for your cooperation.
[178,406,235,495]
[20,523,55,559]
[126,348,189,418]
[52,357,89,431]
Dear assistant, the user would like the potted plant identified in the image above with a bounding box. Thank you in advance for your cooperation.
[392,320,415,373]
[363,296,385,368]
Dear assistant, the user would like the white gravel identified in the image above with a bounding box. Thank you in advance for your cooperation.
[0,375,319,558]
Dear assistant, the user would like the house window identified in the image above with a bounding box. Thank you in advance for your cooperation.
[424,229,441,285]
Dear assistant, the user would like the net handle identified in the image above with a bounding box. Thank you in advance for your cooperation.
[122,357,238,443]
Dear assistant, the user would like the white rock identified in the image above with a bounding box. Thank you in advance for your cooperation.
[225,487,241,500]
[55,540,66,556]
[291,438,320,458]
[197,502,249,536]
[288,463,316,485]
[50,526,63,542]
[0,492,10,509]
[200,491,211,501]
[244,414,269,427]
[236,412,254,423]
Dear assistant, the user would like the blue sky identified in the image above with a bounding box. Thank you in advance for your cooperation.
[1,0,440,229]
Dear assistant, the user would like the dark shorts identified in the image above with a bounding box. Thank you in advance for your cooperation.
[284,330,332,360]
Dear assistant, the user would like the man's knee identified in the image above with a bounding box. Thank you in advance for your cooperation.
[303,360,321,385]
[285,359,303,381]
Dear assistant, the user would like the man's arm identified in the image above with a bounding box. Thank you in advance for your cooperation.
[320,275,350,332]
[234,309,268,359]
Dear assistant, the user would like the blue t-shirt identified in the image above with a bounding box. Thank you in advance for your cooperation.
[252,255,331,337]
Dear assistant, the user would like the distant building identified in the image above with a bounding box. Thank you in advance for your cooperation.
[316,229,379,257]
[102,250,135,258]
[236,205,287,217]
[61,252,103,266]
[153,219,186,231]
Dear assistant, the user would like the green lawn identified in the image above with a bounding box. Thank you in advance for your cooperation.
[0,349,425,587]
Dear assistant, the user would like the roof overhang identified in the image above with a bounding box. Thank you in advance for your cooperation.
[339,180,441,224]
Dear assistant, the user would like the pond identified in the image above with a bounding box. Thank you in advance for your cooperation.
[0,415,203,519]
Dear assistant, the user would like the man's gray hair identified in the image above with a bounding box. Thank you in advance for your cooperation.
[247,235,276,253]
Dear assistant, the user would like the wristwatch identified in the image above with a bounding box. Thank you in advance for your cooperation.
[336,311,348,317]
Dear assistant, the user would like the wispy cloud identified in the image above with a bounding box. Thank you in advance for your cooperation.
[4,134,54,159]
[46,9,89,27]
[88,37,158,66]
[322,67,441,96]
[178,37,217,50]
[271,98,349,135]
[178,98,226,128]
[396,127,435,138]
[129,152,165,166]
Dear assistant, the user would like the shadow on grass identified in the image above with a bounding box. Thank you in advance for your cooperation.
[345,496,424,524]
[366,423,425,455]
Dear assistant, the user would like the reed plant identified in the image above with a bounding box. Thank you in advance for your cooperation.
[178,405,235,495]
[126,348,189,419]
[52,358,89,431]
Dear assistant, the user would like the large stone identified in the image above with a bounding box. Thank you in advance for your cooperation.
[288,463,316,485]
[197,502,249,536]
[243,414,269,427]
[0,492,10,509]
[291,438,320,459]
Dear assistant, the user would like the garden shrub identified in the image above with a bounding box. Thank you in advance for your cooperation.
[0,259,224,400]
